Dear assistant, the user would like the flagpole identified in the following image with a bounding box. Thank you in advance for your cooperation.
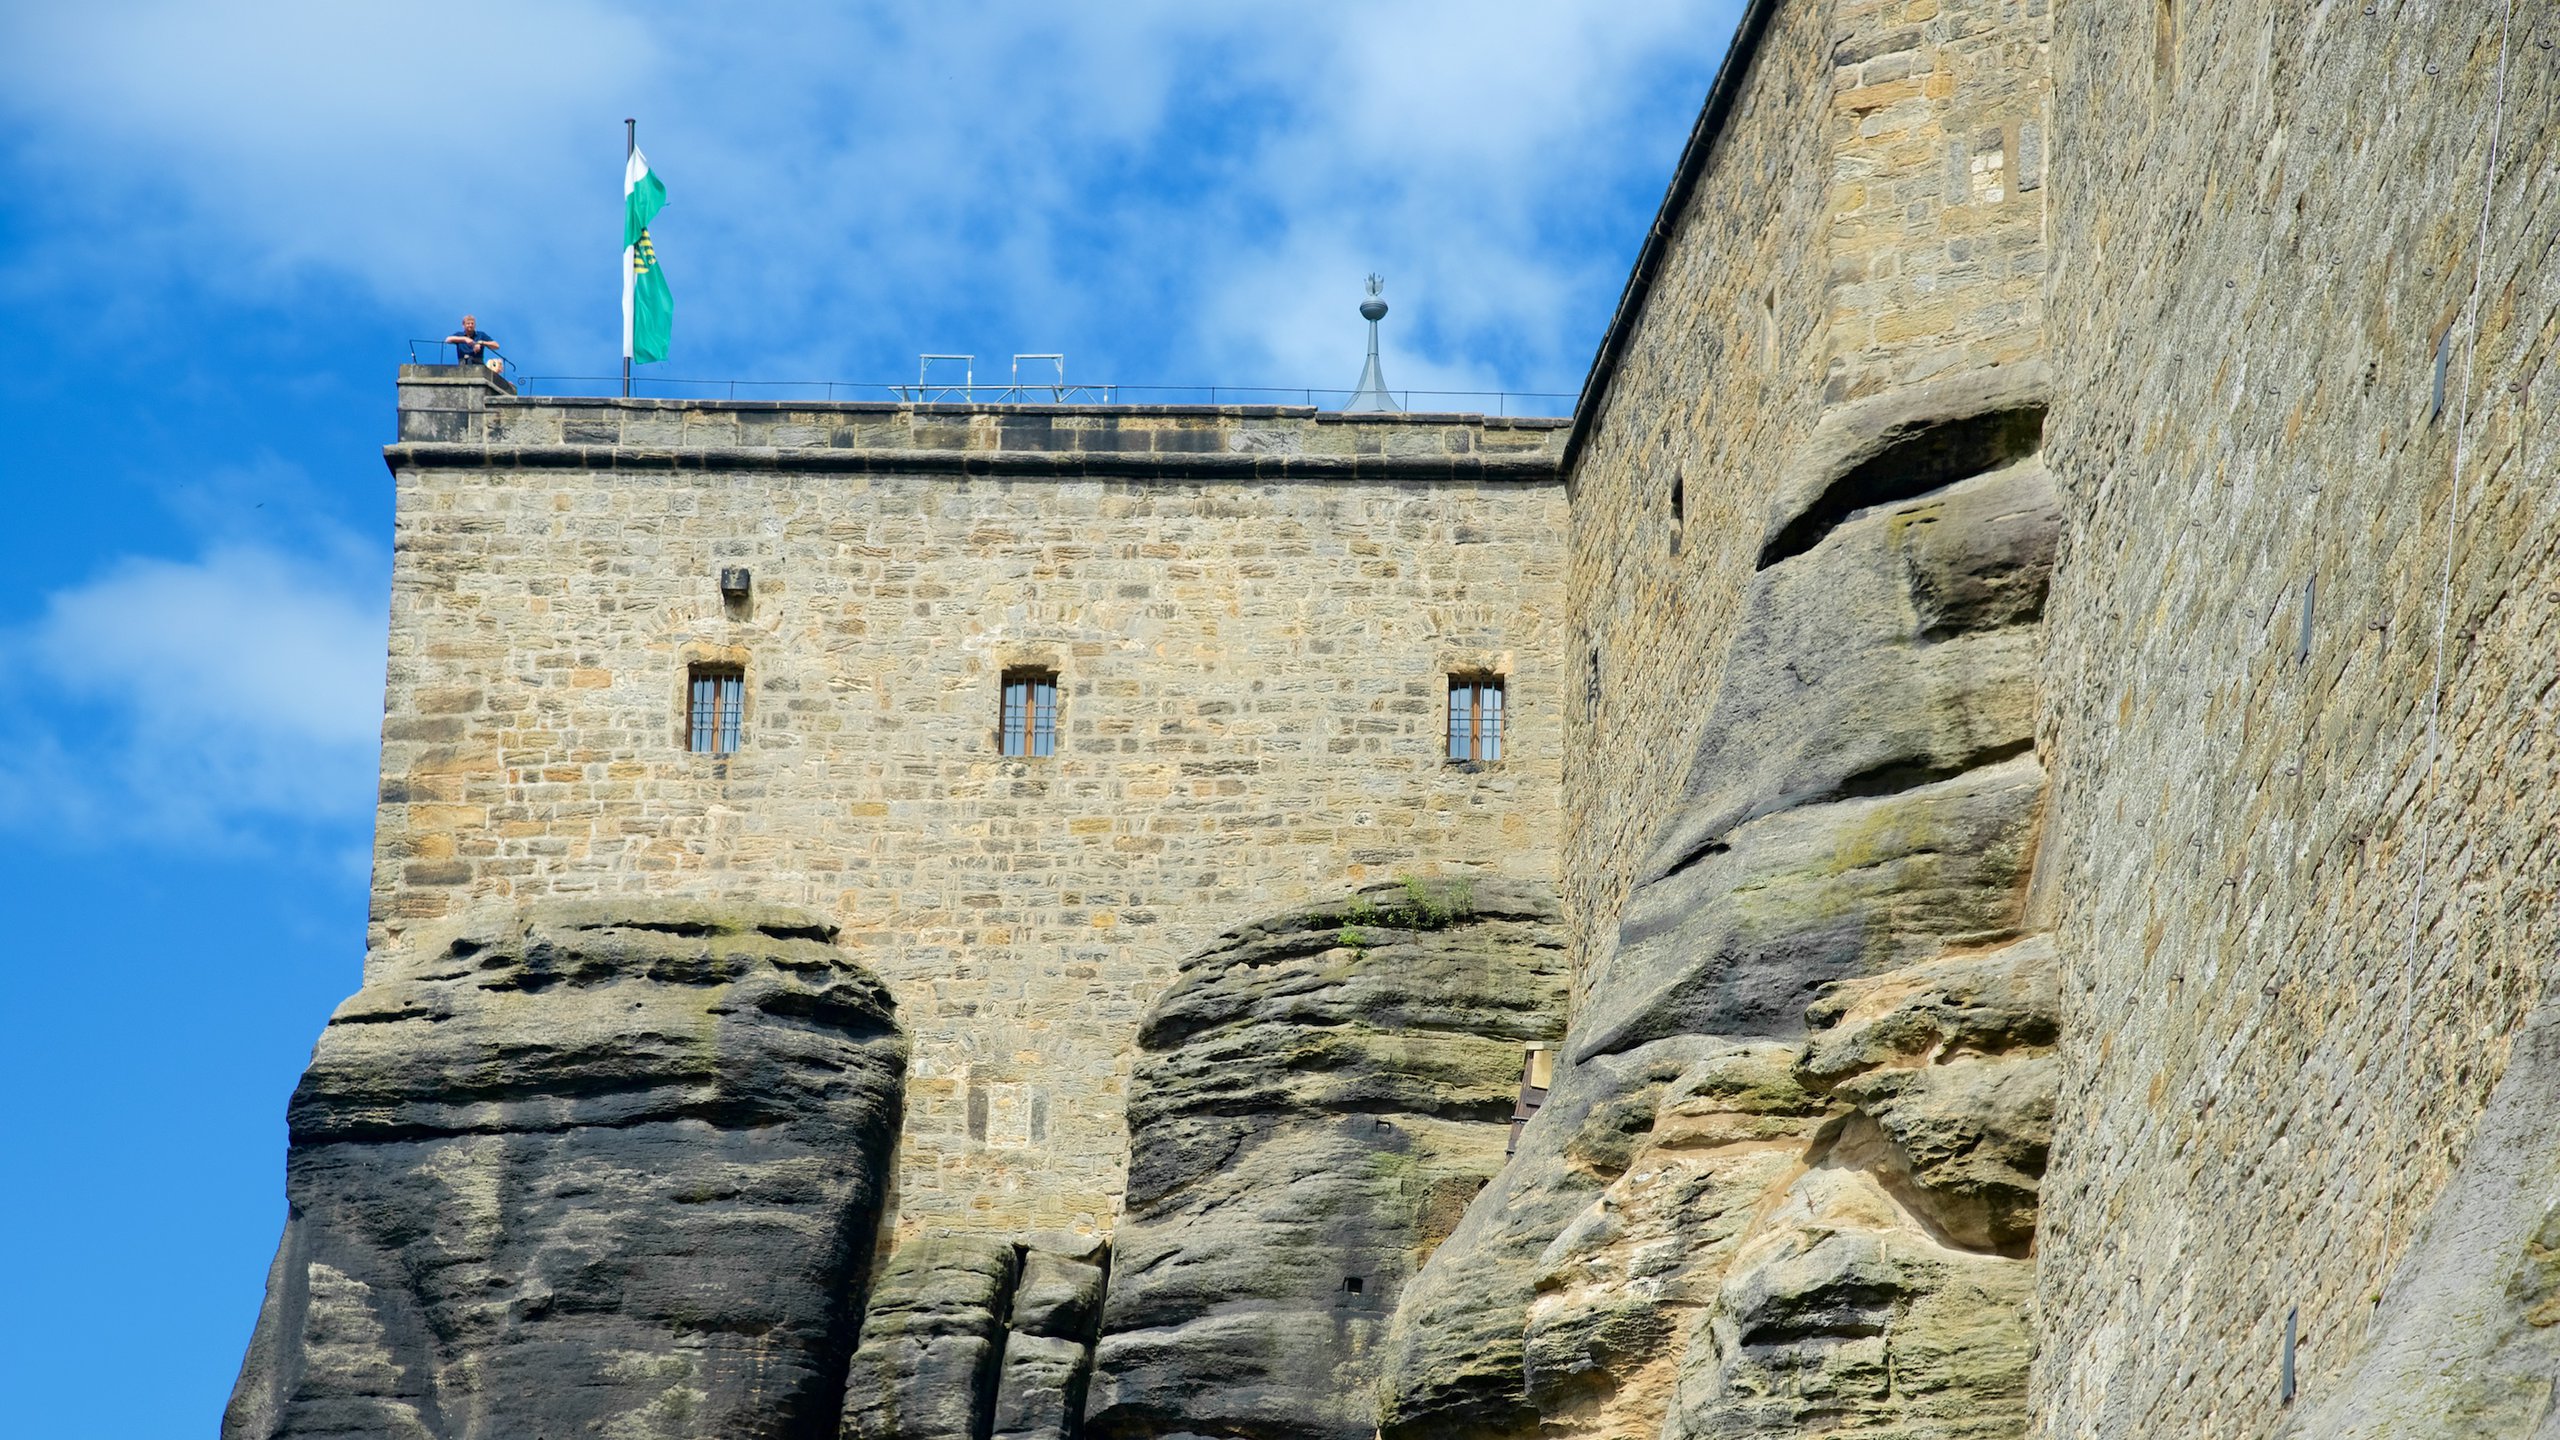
[623,118,635,399]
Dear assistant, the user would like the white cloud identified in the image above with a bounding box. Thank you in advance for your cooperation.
[0,1,1738,398]
[0,1,648,299]
[33,546,384,745]
[0,543,386,844]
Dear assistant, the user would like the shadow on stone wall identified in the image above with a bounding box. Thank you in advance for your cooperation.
[2271,993,2560,1440]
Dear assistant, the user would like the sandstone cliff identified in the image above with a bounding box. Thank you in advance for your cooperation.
[224,902,907,1440]
[1381,378,2063,1440]
[1086,879,1569,1439]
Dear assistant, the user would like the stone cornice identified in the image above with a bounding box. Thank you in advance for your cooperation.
[382,441,1565,483]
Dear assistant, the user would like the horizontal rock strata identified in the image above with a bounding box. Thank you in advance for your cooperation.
[223,902,907,1440]
[1088,878,1568,1440]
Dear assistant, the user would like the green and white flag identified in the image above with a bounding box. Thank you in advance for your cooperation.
[623,146,671,364]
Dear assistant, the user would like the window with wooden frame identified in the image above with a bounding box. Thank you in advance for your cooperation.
[687,664,744,756]
[1001,669,1058,758]
[1447,674,1505,764]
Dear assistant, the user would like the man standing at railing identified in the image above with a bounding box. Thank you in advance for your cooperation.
[444,315,500,369]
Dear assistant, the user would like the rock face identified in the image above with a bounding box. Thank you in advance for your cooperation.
[838,1231,1108,1440]
[1573,449,2057,1061]
[223,902,907,1440]
[1381,388,2064,1440]
[1087,879,1569,1440]
[1658,941,2054,1440]
[840,1237,1018,1440]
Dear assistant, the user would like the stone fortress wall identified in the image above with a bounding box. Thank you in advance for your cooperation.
[374,377,1569,1242]
[1562,0,2050,989]
[2029,3,2560,1434]
[1549,0,2560,1434]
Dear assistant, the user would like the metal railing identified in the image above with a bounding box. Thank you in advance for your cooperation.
[403,344,1577,415]
[498,376,1576,416]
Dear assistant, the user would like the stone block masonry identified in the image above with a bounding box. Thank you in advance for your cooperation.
[375,371,1567,1242]
[2031,2,2560,1433]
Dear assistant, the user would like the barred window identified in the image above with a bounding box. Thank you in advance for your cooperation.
[688,664,744,755]
[1448,675,1504,763]
[1001,669,1058,758]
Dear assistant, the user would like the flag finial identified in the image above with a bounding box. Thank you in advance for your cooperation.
[1346,275,1398,412]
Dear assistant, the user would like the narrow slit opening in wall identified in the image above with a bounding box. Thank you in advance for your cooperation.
[2297,574,2316,665]
[1670,473,1686,555]
[1001,668,1058,758]
[1448,674,1505,763]
[2432,328,2453,423]
[687,664,744,756]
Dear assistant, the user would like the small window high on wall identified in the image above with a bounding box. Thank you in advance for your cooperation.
[688,664,744,755]
[1448,675,1504,764]
[1002,669,1058,758]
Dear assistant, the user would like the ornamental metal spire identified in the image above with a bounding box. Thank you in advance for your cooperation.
[1344,274,1401,413]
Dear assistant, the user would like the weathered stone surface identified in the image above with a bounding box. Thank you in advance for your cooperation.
[840,1235,1018,1440]
[222,901,907,1440]
[2029,5,2560,1435]
[1518,1044,1835,1438]
[1648,455,2059,872]
[1624,937,2058,1439]
[1754,367,2051,569]
[991,1333,1093,1440]
[1661,1174,2033,1440]
[1011,1251,1107,1341]
[1376,1035,1727,1440]
[1088,879,1567,1440]
[1479,934,2063,1440]
[1391,259,2061,1436]
[1579,754,2045,1063]
[1798,936,2059,1253]
[1574,454,2059,1064]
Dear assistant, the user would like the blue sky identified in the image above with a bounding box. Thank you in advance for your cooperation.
[0,3,1736,1431]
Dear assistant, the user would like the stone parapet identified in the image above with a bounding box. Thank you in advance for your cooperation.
[394,362,515,442]
[390,388,1567,478]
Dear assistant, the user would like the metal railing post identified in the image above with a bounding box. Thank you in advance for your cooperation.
[394,348,1577,412]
